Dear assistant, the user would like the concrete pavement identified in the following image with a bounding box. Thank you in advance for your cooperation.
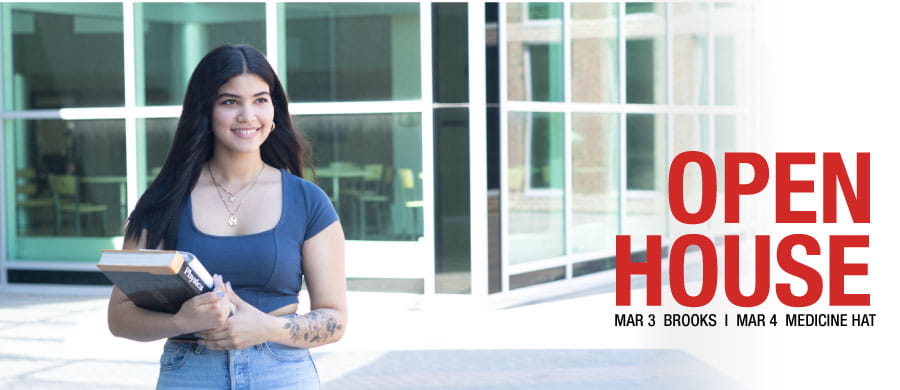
[0,277,741,389]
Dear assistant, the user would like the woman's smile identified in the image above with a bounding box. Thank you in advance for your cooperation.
[232,127,261,139]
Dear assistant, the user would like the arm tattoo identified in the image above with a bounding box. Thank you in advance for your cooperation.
[283,309,343,345]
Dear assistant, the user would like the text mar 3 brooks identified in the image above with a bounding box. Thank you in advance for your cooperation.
[613,313,876,327]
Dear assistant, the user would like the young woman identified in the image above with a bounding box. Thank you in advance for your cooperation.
[107,44,346,389]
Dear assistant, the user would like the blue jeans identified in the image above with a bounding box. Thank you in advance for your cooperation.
[156,339,319,389]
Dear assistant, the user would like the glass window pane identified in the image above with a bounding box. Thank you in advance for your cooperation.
[284,3,421,102]
[572,3,618,103]
[712,114,741,233]
[670,114,710,237]
[140,118,178,194]
[297,113,422,242]
[715,36,736,105]
[527,3,560,20]
[673,3,708,105]
[434,108,470,293]
[572,112,618,253]
[508,112,565,263]
[433,3,469,103]
[6,3,124,109]
[141,3,266,106]
[624,113,666,237]
[625,3,666,104]
[713,5,745,105]
[714,115,738,189]
[506,3,564,102]
[626,3,655,15]
[5,119,125,261]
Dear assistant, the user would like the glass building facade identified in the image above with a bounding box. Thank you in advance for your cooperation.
[0,2,751,296]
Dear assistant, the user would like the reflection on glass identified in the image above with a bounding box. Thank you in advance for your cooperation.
[670,114,710,237]
[715,35,736,105]
[714,115,737,187]
[508,112,565,263]
[6,119,125,262]
[141,3,266,106]
[713,5,742,105]
[284,3,420,102]
[572,113,618,253]
[6,3,124,109]
[433,3,469,103]
[434,108,471,293]
[624,113,666,237]
[141,118,179,193]
[625,2,666,104]
[712,114,739,233]
[672,3,708,105]
[572,3,618,103]
[297,113,422,242]
[527,3,560,20]
[506,3,564,102]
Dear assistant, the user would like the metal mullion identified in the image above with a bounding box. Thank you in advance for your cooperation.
[468,2,489,297]
[419,1,435,295]
[5,260,103,272]
[124,0,139,224]
[562,1,572,280]
[498,3,509,293]
[708,1,716,111]
[617,1,626,237]
[265,0,279,78]
[288,101,424,116]
[133,106,182,119]
[0,4,9,289]
[707,1,717,237]
[507,101,745,114]
[665,0,673,241]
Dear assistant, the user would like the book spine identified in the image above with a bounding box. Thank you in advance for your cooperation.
[178,261,211,294]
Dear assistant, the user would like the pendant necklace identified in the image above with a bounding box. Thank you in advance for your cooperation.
[208,164,265,227]
[210,165,263,203]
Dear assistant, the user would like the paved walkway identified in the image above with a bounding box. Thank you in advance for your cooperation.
[0,282,740,389]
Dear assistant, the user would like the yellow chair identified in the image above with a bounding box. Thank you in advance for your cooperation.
[397,168,423,239]
[15,168,54,234]
[48,174,109,236]
[507,166,525,192]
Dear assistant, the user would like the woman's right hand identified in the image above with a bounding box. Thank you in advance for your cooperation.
[172,274,232,334]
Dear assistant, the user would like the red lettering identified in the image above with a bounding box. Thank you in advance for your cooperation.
[724,153,768,223]
[669,151,717,224]
[724,235,771,307]
[829,235,870,306]
[616,235,662,306]
[775,234,823,307]
[669,234,717,307]
[823,153,870,223]
[775,153,816,223]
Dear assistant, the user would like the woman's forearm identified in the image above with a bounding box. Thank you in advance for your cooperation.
[108,301,185,342]
[270,308,345,348]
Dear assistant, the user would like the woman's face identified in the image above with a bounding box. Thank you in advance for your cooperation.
[210,73,275,157]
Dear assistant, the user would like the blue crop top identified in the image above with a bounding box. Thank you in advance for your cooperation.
[175,169,339,313]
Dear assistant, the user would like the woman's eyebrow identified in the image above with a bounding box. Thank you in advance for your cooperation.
[216,91,271,99]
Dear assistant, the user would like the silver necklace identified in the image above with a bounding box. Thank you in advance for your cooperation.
[207,164,265,227]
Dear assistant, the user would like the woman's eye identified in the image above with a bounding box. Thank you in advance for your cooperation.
[221,99,237,105]
[256,97,270,104]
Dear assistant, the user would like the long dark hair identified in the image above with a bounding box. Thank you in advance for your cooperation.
[125,44,314,249]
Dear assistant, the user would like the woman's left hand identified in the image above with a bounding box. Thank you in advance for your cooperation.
[196,282,275,350]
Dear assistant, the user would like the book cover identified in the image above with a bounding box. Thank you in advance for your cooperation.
[97,250,214,314]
